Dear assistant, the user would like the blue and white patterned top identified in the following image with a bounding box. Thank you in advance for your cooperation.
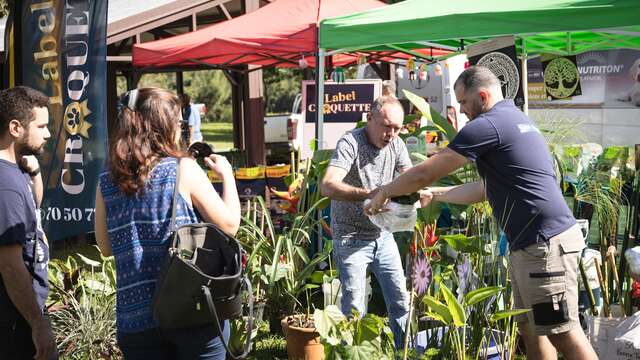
[99,157,198,333]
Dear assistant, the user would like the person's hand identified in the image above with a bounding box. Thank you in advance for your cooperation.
[204,154,233,179]
[32,318,56,360]
[367,187,381,199]
[364,186,390,216]
[19,155,40,174]
[418,188,434,208]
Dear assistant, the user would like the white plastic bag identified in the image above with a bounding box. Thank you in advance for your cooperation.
[364,199,417,233]
[625,247,640,280]
[585,314,621,356]
[604,311,640,359]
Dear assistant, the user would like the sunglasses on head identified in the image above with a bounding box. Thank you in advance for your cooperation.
[119,89,139,112]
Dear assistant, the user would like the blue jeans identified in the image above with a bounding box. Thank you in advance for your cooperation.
[117,321,229,360]
[334,231,409,349]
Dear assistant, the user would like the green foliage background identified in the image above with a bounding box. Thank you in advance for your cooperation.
[128,68,303,123]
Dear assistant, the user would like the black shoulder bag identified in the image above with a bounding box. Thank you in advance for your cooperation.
[152,160,253,359]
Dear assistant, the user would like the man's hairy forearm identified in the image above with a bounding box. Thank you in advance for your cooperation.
[1,261,45,327]
[431,181,485,205]
[322,182,371,201]
[382,163,432,198]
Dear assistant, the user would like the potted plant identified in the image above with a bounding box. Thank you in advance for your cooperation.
[275,210,331,360]
[314,305,395,359]
[280,283,324,360]
[238,193,332,359]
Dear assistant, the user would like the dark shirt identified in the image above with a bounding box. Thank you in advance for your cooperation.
[0,159,49,323]
[448,100,575,250]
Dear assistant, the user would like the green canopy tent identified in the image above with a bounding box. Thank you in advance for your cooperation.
[313,0,640,149]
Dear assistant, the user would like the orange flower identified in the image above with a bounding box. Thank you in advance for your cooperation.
[422,222,439,248]
[320,219,332,238]
[410,241,417,257]
[270,177,303,214]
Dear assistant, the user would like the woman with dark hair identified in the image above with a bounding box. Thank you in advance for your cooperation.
[93,87,240,359]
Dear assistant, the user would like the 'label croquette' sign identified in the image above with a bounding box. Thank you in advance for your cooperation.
[21,0,108,241]
[303,80,381,123]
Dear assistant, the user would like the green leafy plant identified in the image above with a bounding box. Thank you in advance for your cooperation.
[573,166,624,246]
[228,316,259,355]
[48,249,120,359]
[422,280,528,360]
[402,89,457,142]
[238,195,332,326]
[314,305,395,360]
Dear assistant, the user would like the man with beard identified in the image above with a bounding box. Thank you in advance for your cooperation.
[365,66,596,360]
[0,86,56,360]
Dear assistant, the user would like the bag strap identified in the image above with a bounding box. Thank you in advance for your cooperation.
[169,158,182,240]
[202,277,254,359]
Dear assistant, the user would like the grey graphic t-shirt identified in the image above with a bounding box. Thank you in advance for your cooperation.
[329,127,411,240]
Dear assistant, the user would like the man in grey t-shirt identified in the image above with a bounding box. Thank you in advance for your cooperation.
[320,95,411,349]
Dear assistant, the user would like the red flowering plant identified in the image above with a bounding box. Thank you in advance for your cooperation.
[270,176,303,214]
[411,221,442,260]
[632,280,640,300]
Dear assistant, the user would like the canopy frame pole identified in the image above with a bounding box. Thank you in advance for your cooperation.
[524,36,568,55]
[386,44,436,62]
[521,37,528,115]
[315,48,326,151]
[314,47,327,256]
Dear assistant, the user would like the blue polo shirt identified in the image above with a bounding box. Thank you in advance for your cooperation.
[0,160,49,323]
[448,100,575,250]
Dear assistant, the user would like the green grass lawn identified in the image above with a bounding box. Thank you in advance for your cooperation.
[201,121,234,151]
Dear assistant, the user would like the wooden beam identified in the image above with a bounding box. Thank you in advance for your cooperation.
[107,61,118,139]
[107,56,133,62]
[222,69,238,86]
[107,0,232,44]
[241,0,265,166]
[219,4,232,20]
[149,28,178,39]
[191,13,198,31]
[244,65,265,166]
[176,71,184,95]
[231,70,245,151]
[112,37,131,56]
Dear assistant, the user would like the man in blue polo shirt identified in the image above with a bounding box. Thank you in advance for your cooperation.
[365,66,596,360]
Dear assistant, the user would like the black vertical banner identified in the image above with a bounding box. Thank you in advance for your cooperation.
[21,1,108,241]
[467,36,525,108]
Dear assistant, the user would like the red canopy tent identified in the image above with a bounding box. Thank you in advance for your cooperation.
[132,0,449,70]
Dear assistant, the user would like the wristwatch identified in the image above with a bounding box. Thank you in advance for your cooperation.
[28,167,41,177]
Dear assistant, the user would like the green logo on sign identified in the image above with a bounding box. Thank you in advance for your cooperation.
[544,57,580,99]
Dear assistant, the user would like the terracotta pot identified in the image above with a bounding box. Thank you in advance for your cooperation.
[281,316,324,360]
